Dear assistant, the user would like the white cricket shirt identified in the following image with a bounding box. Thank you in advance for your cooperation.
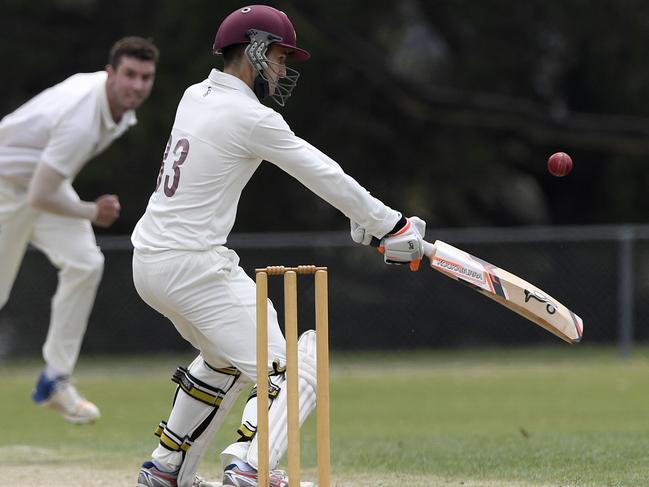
[132,69,400,253]
[0,71,137,187]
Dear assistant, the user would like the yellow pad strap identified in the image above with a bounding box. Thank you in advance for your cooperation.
[154,421,192,452]
[172,367,225,407]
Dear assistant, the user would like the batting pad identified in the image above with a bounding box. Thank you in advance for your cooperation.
[247,329,317,469]
[172,357,251,487]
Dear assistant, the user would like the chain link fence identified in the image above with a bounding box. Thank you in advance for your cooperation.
[1,225,648,360]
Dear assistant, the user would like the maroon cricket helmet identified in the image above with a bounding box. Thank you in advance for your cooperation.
[213,5,310,61]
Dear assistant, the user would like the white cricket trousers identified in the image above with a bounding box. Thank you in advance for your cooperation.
[132,247,286,380]
[0,178,104,375]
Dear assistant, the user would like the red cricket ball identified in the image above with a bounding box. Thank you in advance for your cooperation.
[547,152,573,177]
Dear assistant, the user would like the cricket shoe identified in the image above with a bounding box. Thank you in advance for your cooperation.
[32,372,100,424]
[222,464,294,487]
[136,461,209,487]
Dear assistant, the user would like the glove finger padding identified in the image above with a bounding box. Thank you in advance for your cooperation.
[409,216,426,238]
[349,220,373,246]
[380,216,426,271]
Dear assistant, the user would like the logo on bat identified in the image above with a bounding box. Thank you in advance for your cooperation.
[435,258,485,282]
[524,289,556,315]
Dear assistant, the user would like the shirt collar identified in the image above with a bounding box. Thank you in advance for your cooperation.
[208,69,258,101]
[99,76,137,131]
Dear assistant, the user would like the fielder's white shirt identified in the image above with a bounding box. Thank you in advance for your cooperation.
[0,71,137,187]
[132,69,400,253]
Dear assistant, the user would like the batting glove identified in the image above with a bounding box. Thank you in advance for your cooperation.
[379,216,426,271]
[349,220,374,246]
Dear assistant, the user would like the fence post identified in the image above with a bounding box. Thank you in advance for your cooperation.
[617,226,635,358]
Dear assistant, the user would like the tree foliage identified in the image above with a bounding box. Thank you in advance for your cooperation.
[2,0,649,234]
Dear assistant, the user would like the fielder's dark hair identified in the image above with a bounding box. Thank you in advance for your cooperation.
[221,44,247,68]
[109,36,159,69]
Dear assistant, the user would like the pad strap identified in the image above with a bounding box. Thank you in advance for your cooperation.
[172,366,230,407]
[271,358,286,376]
[154,421,193,453]
[157,364,243,452]
[204,363,242,377]
[236,422,256,442]
[234,358,284,442]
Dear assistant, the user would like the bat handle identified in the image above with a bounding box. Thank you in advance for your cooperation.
[409,240,437,271]
[422,240,436,259]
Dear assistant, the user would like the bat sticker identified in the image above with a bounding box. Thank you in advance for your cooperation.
[523,289,557,315]
[434,257,485,283]
[487,273,507,299]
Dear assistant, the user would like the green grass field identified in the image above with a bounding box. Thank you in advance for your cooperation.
[1,346,648,487]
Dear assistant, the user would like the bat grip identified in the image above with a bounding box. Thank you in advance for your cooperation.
[422,240,436,258]
[371,237,436,258]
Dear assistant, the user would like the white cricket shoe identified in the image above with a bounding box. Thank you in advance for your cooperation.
[223,464,304,487]
[136,461,209,487]
[32,372,100,424]
[137,462,179,487]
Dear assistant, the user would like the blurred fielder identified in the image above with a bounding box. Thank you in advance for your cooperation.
[132,5,425,487]
[0,37,158,424]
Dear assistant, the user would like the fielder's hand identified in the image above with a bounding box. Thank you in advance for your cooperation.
[379,216,426,271]
[93,194,120,228]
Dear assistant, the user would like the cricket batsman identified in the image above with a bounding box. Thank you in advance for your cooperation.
[132,5,425,487]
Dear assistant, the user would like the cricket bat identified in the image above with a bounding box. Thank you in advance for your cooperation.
[421,240,583,344]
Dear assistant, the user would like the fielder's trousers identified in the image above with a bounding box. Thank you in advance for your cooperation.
[0,178,104,374]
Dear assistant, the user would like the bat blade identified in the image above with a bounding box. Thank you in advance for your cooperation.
[426,240,583,344]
